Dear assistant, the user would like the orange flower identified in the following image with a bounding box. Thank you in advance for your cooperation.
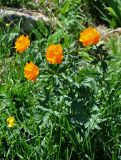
[15,35,30,53]
[24,62,39,81]
[79,27,100,46]
[46,44,63,64]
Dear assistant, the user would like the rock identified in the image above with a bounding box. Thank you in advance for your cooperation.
[0,7,49,33]
[97,25,121,41]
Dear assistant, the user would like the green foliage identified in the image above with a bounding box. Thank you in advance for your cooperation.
[81,0,108,25]
[85,0,121,28]
[0,1,121,160]
[105,0,121,28]
[0,0,29,8]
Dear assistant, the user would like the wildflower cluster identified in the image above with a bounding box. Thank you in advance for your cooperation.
[6,27,101,128]
[14,27,100,80]
[14,35,65,82]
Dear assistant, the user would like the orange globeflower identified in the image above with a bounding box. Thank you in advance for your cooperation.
[79,27,100,46]
[24,62,39,81]
[15,35,30,53]
[46,44,63,64]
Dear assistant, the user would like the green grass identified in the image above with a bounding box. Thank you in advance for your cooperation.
[0,1,121,160]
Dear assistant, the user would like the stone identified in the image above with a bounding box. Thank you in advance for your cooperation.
[97,25,121,41]
[0,7,49,33]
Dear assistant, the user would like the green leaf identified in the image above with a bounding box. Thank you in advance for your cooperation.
[106,7,120,22]
[61,1,70,14]
[47,29,64,45]
[79,51,92,61]
[37,21,49,37]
